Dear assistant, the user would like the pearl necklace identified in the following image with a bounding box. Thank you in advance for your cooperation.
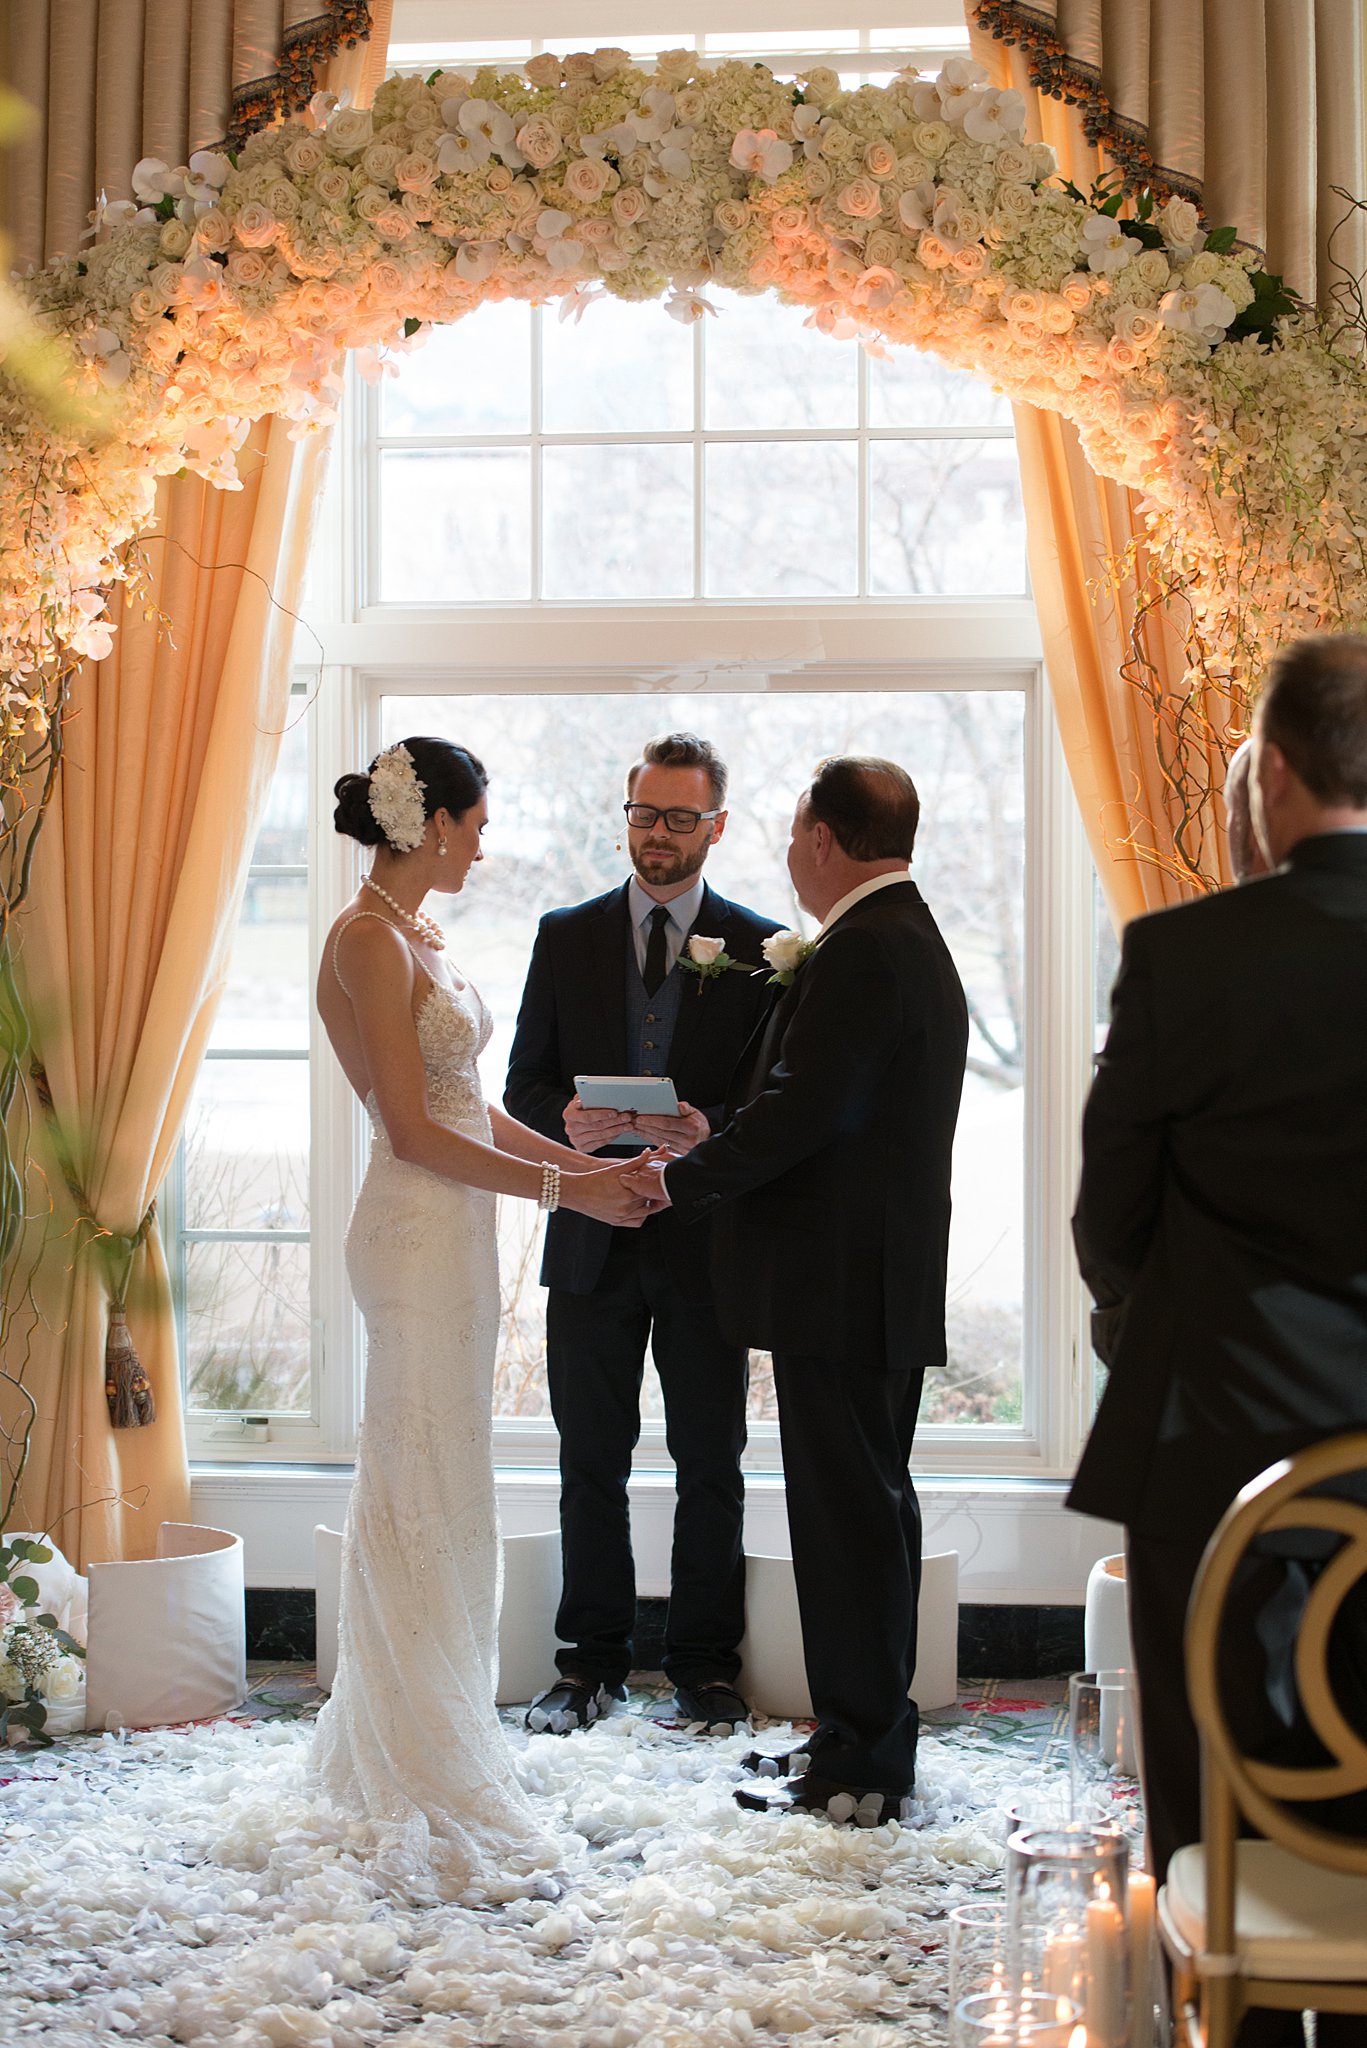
[362,873,446,950]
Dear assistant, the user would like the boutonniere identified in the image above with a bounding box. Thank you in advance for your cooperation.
[677,934,758,994]
[761,929,817,987]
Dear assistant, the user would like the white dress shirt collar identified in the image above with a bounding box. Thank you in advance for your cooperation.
[816,868,911,938]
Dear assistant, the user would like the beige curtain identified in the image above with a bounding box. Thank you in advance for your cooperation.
[3,7,392,1567]
[968,2,1367,922]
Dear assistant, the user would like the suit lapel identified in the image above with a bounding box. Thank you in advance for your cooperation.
[591,882,632,1074]
[668,881,727,1075]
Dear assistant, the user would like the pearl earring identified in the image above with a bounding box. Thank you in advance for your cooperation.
[438,838,448,857]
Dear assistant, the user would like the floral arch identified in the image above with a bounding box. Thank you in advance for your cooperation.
[4,47,1366,879]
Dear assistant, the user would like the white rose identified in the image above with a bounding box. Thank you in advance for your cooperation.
[763,930,809,974]
[44,1656,84,1703]
[688,936,725,966]
[801,66,841,107]
[158,217,193,258]
[523,52,562,89]
[1159,195,1202,250]
[564,157,611,204]
[326,107,373,155]
[516,114,562,169]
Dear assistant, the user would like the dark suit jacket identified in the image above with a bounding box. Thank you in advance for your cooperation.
[664,880,969,1370]
[504,879,783,1294]
[1070,832,1367,1541]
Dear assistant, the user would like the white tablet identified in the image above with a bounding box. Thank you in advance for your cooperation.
[574,1074,681,1115]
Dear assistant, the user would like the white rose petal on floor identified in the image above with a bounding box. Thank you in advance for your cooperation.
[0,1704,1041,2046]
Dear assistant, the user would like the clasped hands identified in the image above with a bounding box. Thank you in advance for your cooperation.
[564,1092,692,1225]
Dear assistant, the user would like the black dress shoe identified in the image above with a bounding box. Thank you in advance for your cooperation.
[735,1771,914,1826]
[525,1676,623,1734]
[741,1745,812,1779]
[672,1680,751,1734]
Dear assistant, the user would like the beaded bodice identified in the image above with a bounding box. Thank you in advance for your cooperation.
[366,976,493,1147]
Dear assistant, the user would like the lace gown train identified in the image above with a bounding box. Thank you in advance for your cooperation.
[312,964,558,1897]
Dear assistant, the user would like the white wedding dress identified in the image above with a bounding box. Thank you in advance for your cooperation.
[313,927,559,1898]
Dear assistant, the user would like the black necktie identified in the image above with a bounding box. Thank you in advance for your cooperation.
[643,905,670,996]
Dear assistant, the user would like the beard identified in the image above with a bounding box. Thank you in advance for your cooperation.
[631,837,710,888]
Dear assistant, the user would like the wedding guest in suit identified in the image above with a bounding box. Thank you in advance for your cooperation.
[506,733,782,1736]
[1070,634,1367,1976]
[1223,737,1271,885]
[635,758,969,1824]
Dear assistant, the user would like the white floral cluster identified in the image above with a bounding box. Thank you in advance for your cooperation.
[366,740,428,851]
[3,49,1366,750]
[1,1618,86,1739]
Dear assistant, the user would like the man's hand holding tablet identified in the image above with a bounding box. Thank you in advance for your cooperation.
[566,1076,711,1157]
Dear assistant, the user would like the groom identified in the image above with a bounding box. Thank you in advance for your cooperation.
[636,757,969,1823]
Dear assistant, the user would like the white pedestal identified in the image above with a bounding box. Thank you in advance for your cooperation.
[84,1523,246,1731]
[1083,1553,1134,1673]
[739,1549,959,1717]
[312,1526,562,1705]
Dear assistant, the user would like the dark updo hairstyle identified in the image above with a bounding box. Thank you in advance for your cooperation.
[333,736,489,849]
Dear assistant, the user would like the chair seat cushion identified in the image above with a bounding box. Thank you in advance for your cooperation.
[1166,1842,1367,1981]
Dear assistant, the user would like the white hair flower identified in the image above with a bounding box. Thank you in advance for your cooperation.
[368,743,428,852]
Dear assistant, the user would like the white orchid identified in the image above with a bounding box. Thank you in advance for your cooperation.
[729,129,794,184]
[458,98,517,161]
[130,157,184,202]
[558,284,605,323]
[961,88,1027,146]
[897,181,938,234]
[437,128,489,172]
[76,327,131,386]
[793,104,825,158]
[665,289,717,324]
[654,129,695,180]
[1159,281,1238,342]
[631,88,676,143]
[1082,212,1142,274]
[183,150,232,212]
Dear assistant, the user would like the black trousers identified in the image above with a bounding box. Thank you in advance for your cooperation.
[1127,1528,1367,2048]
[546,1226,748,1690]
[771,1349,926,1794]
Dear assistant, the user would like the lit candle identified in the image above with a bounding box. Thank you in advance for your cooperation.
[1085,1891,1128,2048]
[1127,1872,1156,2048]
[1042,1927,1085,1999]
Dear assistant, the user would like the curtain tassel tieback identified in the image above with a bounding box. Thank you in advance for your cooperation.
[31,1060,158,1430]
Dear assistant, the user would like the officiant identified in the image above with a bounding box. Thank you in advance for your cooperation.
[505,733,782,1735]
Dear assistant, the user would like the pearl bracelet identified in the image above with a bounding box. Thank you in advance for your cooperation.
[538,1162,561,1212]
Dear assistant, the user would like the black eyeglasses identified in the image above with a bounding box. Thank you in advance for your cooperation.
[623,803,721,834]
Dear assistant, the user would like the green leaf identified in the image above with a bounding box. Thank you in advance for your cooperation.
[21,1542,52,1564]
[10,1575,39,1606]
[1136,190,1154,220]
[47,1627,85,1658]
[426,68,442,85]
[1204,224,1237,254]
[403,316,422,338]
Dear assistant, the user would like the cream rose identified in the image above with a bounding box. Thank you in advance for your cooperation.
[1185,251,1223,286]
[396,152,438,192]
[158,217,193,259]
[233,201,278,248]
[313,164,351,205]
[864,140,897,179]
[195,207,231,250]
[805,160,833,197]
[837,177,883,220]
[227,250,269,287]
[801,66,841,107]
[361,141,402,184]
[674,86,706,124]
[763,929,811,976]
[523,52,562,89]
[326,107,373,154]
[1135,249,1172,291]
[286,135,325,177]
[714,198,751,233]
[992,141,1034,184]
[563,52,597,82]
[770,203,809,239]
[688,935,725,966]
[485,163,513,194]
[516,115,562,169]
[611,185,649,226]
[1159,195,1202,249]
[355,185,391,224]
[863,227,901,267]
[564,157,612,204]
[654,48,697,82]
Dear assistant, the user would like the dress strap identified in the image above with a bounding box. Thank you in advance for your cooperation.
[332,910,415,997]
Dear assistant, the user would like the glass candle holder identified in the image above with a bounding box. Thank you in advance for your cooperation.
[952,1989,1083,2048]
[1002,1791,1073,1842]
[1005,1824,1130,2048]
[947,1902,1010,2009]
[1069,1669,1145,1863]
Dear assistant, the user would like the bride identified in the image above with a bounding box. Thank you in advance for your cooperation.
[314,736,661,1898]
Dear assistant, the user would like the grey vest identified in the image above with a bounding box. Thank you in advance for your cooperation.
[624,939,685,1078]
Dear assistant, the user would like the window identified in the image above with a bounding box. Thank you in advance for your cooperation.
[376,685,1026,1452]
[171,704,313,1450]
[371,295,1026,607]
[181,13,1097,1496]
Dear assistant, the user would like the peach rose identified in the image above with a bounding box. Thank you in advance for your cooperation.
[864,141,897,179]
[837,177,882,219]
[564,156,611,204]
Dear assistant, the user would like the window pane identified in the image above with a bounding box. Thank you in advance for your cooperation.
[184,1059,308,1231]
[542,295,693,433]
[869,349,1011,430]
[383,688,1023,1433]
[541,443,692,599]
[705,440,857,597]
[380,303,531,436]
[211,874,310,1050]
[379,450,531,601]
[705,289,857,429]
[249,708,307,866]
[869,439,1026,595]
[184,1238,311,1414]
